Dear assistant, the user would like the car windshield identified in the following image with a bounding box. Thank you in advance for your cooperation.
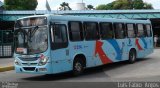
[14,26,48,54]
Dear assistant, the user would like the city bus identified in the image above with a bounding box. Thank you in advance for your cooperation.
[14,14,153,75]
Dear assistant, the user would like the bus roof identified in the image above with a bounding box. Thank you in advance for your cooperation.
[17,14,151,24]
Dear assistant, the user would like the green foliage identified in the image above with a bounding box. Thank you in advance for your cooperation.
[87,5,94,10]
[4,0,38,10]
[96,0,153,10]
[96,4,108,10]
[59,2,72,11]
[143,3,153,9]
[132,0,144,9]
[113,0,130,9]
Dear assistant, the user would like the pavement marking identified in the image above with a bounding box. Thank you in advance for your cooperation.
[0,66,14,72]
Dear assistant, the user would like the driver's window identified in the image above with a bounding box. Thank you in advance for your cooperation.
[51,24,68,50]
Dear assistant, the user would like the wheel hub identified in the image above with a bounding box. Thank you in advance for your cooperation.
[75,63,82,72]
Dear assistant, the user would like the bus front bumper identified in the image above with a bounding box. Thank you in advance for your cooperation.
[14,62,53,74]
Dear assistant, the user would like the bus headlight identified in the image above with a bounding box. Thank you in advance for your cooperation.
[38,54,49,66]
[14,59,20,65]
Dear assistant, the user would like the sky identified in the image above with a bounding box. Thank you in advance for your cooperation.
[37,0,160,10]
[0,0,160,10]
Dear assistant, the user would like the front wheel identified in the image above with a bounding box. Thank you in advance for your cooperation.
[73,59,85,76]
[128,50,136,64]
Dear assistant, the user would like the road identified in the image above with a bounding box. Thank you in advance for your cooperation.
[0,49,160,82]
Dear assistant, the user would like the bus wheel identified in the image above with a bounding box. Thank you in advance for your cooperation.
[128,50,136,64]
[73,58,85,76]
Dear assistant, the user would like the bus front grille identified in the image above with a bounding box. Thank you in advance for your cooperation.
[23,67,36,71]
[19,57,39,61]
[22,63,37,66]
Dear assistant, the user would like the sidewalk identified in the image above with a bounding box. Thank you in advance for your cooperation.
[0,58,14,72]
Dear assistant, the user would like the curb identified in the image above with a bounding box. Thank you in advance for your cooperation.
[0,66,14,72]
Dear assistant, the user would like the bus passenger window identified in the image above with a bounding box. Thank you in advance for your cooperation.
[114,23,125,39]
[68,22,83,41]
[145,24,152,37]
[137,24,145,37]
[100,22,113,39]
[53,25,67,43]
[84,22,99,40]
[127,24,136,38]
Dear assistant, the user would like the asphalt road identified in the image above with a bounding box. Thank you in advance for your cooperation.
[0,49,160,82]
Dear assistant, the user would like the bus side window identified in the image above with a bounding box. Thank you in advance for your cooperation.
[54,25,67,43]
[114,23,125,39]
[127,23,136,38]
[84,22,100,40]
[137,24,145,37]
[99,22,113,39]
[51,24,68,50]
[145,24,152,37]
[68,21,83,41]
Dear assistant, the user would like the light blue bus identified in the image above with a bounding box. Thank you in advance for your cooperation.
[14,15,153,75]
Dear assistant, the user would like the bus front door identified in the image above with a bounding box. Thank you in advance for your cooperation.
[50,23,70,73]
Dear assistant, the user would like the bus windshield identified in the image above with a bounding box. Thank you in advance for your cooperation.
[14,26,48,55]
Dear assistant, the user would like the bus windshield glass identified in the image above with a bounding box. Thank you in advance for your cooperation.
[15,17,47,27]
[14,17,48,55]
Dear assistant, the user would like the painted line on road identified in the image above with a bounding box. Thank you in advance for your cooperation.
[0,66,14,72]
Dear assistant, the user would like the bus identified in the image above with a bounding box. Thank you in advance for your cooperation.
[14,15,153,75]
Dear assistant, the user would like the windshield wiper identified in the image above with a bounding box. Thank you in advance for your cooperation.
[28,26,39,42]
[14,29,26,40]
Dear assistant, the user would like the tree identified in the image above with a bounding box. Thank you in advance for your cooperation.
[4,0,38,10]
[143,3,153,9]
[96,4,108,10]
[132,0,153,9]
[87,5,95,10]
[59,2,72,11]
[112,0,130,9]
[96,0,153,10]
[132,0,144,9]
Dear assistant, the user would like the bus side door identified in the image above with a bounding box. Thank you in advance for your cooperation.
[50,23,71,73]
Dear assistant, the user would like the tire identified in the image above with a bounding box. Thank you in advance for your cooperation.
[128,50,136,64]
[73,58,85,76]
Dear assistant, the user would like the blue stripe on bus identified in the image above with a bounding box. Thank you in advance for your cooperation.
[141,38,147,49]
[107,39,122,60]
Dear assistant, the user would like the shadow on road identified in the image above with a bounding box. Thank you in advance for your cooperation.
[22,58,151,81]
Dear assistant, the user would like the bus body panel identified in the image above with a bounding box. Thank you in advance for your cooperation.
[136,37,153,58]
[50,49,73,74]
